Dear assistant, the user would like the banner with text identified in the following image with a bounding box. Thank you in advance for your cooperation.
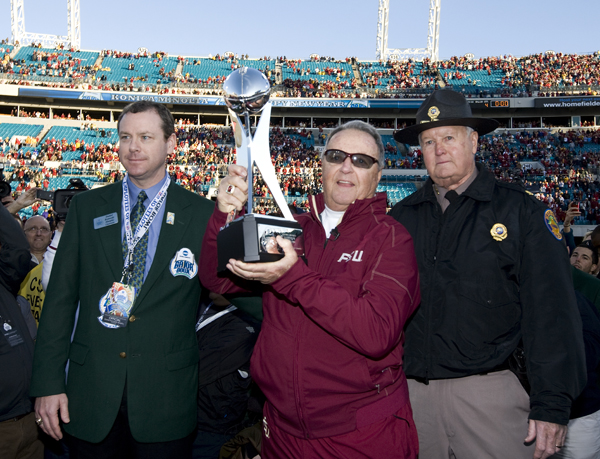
[18,87,425,109]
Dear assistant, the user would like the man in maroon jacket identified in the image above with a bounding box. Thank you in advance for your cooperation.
[200,121,421,458]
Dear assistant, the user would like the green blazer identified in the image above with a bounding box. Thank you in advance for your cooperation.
[31,180,214,443]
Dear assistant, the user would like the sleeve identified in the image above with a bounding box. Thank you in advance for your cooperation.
[561,228,576,254]
[270,221,421,359]
[30,195,82,397]
[198,206,253,296]
[520,202,587,425]
[0,204,31,295]
[41,230,61,291]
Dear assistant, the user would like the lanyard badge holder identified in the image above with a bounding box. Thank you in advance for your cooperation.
[99,252,137,328]
[98,176,170,329]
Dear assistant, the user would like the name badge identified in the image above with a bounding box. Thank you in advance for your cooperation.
[94,212,119,230]
[169,248,198,279]
[98,282,136,328]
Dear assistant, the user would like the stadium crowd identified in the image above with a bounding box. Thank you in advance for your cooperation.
[3,121,600,227]
[1,90,600,459]
[1,43,599,98]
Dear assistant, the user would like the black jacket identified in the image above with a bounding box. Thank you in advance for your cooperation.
[196,304,261,434]
[0,204,36,421]
[390,164,586,425]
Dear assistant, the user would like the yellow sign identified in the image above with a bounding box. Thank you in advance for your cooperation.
[18,262,45,326]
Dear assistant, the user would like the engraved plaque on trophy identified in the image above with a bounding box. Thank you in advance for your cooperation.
[217,67,303,271]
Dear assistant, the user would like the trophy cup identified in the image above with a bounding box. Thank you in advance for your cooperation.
[217,67,303,271]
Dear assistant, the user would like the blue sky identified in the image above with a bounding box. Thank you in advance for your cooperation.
[1,0,598,61]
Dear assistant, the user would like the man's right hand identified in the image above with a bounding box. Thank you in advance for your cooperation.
[35,393,70,440]
[217,165,248,214]
[5,187,41,215]
[562,202,581,232]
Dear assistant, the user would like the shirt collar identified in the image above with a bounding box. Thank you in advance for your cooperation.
[433,166,479,210]
[403,164,496,207]
[126,172,168,204]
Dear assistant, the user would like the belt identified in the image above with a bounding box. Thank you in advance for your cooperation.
[411,358,513,384]
[478,360,511,376]
[1,412,29,423]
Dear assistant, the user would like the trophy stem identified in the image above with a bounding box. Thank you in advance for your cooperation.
[244,111,253,215]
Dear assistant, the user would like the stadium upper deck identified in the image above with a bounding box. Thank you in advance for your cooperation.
[1,42,599,136]
[1,43,599,99]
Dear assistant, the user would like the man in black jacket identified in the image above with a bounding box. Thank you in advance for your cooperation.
[390,89,586,459]
[0,203,43,458]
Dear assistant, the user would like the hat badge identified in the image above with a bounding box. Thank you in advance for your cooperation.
[427,106,440,122]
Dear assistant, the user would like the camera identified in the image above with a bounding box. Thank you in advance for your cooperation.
[53,178,89,220]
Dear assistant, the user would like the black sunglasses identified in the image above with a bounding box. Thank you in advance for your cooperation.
[323,149,379,169]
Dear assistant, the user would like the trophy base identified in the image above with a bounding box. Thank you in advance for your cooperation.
[217,214,304,272]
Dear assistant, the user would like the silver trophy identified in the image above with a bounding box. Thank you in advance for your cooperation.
[218,67,303,271]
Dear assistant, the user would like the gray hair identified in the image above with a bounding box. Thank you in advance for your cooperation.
[417,125,475,146]
[324,120,385,169]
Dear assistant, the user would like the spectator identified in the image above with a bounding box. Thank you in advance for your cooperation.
[0,203,43,459]
[23,216,51,265]
[570,241,599,275]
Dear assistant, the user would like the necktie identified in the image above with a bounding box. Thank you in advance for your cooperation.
[123,190,148,291]
[445,190,459,204]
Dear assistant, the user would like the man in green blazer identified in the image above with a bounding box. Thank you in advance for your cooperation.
[30,101,214,458]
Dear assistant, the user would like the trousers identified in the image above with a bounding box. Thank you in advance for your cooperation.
[0,412,44,459]
[551,408,600,459]
[408,370,533,459]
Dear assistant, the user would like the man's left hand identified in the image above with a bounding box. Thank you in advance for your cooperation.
[525,419,567,459]
[226,236,298,284]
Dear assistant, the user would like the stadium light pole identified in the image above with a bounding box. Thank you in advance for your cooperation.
[11,0,81,49]
[376,0,441,62]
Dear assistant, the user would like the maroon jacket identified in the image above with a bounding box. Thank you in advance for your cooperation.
[200,192,420,439]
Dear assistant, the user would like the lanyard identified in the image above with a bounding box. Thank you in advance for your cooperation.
[121,174,170,278]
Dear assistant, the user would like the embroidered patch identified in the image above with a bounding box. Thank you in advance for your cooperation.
[169,248,198,279]
[544,209,563,241]
[490,223,508,241]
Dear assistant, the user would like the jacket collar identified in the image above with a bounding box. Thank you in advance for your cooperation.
[93,181,195,308]
[402,163,495,207]
[309,192,387,225]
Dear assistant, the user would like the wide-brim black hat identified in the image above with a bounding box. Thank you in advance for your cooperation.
[393,89,500,145]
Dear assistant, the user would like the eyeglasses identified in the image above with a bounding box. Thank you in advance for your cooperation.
[25,227,51,234]
[323,149,379,169]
